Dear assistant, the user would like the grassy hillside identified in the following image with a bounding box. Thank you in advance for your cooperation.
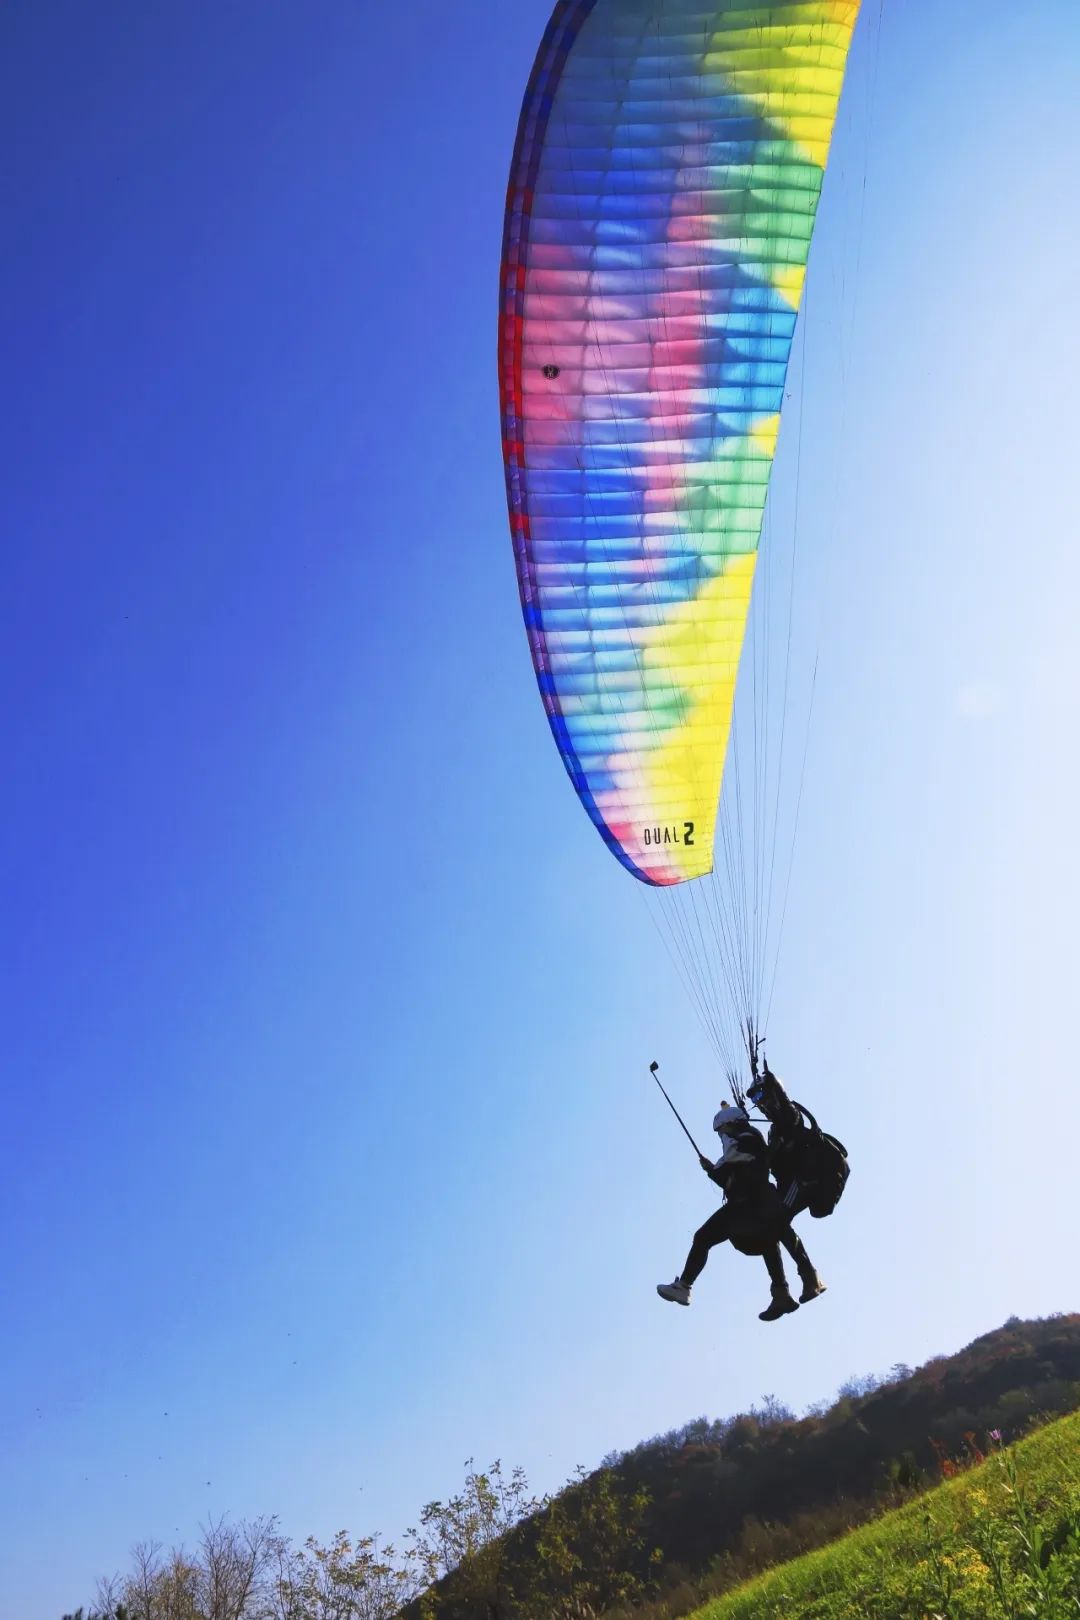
[690,1411,1080,1619]
[594,1313,1080,1618]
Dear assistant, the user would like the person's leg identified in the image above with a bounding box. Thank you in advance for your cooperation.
[779,1225,826,1302]
[758,1243,799,1321]
[681,1207,733,1288]
[762,1244,789,1291]
[657,1208,732,1304]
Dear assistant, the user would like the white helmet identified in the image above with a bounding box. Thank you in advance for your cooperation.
[713,1103,748,1137]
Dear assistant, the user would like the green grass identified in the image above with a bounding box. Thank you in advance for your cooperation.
[689,1412,1080,1619]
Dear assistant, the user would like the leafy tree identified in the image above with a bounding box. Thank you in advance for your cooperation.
[61,1609,129,1620]
[533,1464,655,1617]
[269,1529,415,1620]
[404,1459,539,1619]
[83,1518,280,1620]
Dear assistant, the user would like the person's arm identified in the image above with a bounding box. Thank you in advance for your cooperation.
[763,1066,801,1136]
[700,1154,730,1189]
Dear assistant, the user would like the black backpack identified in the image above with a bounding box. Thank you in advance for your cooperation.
[792,1102,850,1217]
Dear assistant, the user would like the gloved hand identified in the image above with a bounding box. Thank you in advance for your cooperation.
[699,1154,715,1174]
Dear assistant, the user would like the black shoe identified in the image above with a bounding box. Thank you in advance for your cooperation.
[759,1289,799,1322]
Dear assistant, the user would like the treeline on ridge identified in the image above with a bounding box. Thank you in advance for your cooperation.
[64,1312,1080,1620]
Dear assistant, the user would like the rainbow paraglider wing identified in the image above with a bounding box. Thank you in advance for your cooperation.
[500,0,860,886]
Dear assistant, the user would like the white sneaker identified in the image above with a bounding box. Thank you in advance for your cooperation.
[657,1278,691,1306]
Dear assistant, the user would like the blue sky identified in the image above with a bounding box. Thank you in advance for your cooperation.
[3,2,1079,1615]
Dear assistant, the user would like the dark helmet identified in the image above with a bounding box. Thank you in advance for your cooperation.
[746,1073,775,1114]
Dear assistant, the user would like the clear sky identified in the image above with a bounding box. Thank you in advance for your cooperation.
[4,3,1079,1616]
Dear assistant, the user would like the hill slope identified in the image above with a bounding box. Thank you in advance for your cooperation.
[691,1409,1080,1619]
[417,1313,1080,1619]
[590,1312,1080,1613]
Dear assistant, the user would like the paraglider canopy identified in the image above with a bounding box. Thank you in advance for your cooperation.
[500,0,864,1069]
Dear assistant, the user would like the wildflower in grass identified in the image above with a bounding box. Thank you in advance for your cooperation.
[952,1545,991,1590]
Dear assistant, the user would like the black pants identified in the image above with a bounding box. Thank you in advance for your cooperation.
[682,1207,815,1292]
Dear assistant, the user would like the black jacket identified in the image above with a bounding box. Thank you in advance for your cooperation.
[757,1073,806,1202]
